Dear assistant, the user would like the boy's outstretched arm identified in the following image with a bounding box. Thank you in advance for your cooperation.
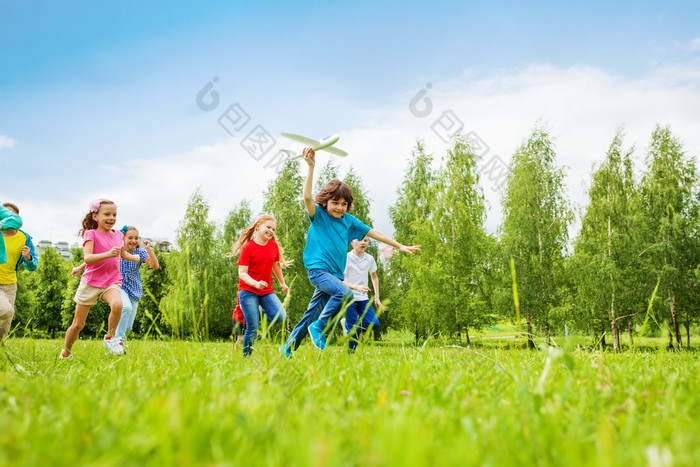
[302,147,316,219]
[366,229,420,254]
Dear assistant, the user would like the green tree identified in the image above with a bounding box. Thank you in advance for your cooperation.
[571,130,639,351]
[431,137,491,342]
[500,127,573,347]
[32,247,69,338]
[160,189,231,339]
[638,125,698,349]
[387,141,436,342]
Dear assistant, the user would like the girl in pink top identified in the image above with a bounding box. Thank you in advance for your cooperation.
[60,200,140,359]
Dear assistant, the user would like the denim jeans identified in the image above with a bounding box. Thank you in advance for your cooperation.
[115,287,139,341]
[238,290,286,357]
[345,300,380,351]
[285,269,353,351]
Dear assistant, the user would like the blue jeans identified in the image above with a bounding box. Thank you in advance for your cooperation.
[115,288,139,341]
[238,290,286,357]
[285,269,353,351]
[345,300,380,351]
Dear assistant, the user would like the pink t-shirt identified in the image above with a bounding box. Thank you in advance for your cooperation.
[81,229,124,288]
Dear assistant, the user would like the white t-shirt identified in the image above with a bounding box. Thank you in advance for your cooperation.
[344,250,377,301]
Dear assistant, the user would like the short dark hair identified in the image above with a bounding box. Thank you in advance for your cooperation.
[315,179,354,211]
[2,202,19,214]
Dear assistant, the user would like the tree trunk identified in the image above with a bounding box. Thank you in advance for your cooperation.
[465,325,470,345]
[600,320,606,347]
[415,325,420,346]
[685,309,690,348]
[456,323,462,344]
[610,318,619,352]
[545,322,551,347]
[526,312,535,349]
[628,320,633,346]
[668,329,674,350]
[669,291,682,349]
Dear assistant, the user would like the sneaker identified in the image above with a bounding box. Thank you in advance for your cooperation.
[340,318,348,336]
[59,350,73,360]
[279,343,292,358]
[117,337,126,355]
[308,320,327,350]
[103,335,124,356]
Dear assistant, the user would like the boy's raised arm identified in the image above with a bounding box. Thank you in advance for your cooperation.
[302,147,316,219]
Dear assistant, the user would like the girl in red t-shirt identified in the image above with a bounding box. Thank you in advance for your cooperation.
[227,214,290,357]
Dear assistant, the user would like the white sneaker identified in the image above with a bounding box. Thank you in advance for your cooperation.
[103,336,124,355]
[340,318,348,336]
[117,337,126,355]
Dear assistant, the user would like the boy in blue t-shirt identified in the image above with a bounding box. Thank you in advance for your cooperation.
[280,147,420,356]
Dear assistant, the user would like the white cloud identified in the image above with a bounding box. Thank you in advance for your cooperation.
[688,38,700,51]
[12,63,700,246]
[0,135,17,150]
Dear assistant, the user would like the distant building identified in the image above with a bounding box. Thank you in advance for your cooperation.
[35,240,75,261]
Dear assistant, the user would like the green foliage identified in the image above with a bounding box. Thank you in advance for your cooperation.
[160,189,234,339]
[499,126,573,346]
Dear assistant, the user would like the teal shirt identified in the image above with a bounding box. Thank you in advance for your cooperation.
[303,207,370,279]
[0,205,23,265]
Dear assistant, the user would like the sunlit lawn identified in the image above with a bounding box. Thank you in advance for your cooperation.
[1,336,699,466]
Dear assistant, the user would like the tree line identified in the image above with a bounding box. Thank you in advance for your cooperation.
[11,124,699,350]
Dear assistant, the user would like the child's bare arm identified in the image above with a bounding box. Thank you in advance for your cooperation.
[272,262,289,294]
[366,229,421,254]
[239,265,267,290]
[121,249,141,263]
[302,147,316,218]
[143,240,160,269]
[84,241,120,264]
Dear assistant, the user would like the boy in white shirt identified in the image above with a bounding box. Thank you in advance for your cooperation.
[342,236,383,352]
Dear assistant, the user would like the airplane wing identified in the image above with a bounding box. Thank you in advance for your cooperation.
[322,146,349,157]
[280,133,320,146]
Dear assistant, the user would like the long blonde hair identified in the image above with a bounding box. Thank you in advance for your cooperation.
[226,214,292,268]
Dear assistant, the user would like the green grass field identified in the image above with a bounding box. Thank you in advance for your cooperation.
[1,337,699,466]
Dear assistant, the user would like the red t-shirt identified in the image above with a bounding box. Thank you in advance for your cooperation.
[237,238,280,295]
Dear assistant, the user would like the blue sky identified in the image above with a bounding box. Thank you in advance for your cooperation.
[2,1,700,243]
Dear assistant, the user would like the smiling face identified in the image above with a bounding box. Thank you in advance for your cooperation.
[327,198,349,219]
[256,219,277,242]
[123,228,139,252]
[92,204,117,233]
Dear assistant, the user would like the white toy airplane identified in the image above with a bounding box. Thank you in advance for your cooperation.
[280,132,349,159]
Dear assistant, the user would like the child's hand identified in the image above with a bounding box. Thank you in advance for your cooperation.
[107,247,121,258]
[21,245,31,260]
[71,266,81,277]
[303,147,315,167]
[143,239,151,248]
[398,245,421,254]
[375,298,384,311]
[356,285,370,294]
[281,283,289,294]
[255,280,268,290]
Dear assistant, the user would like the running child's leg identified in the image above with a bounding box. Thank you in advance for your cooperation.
[63,304,91,354]
[285,288,329,351]
[310,270,353,332]
[259,292,286,324]
[102,288,123,337]
[115,288,133,341]
[126,299,139,336]
[239,290,262,357]
[345,301,362,352]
